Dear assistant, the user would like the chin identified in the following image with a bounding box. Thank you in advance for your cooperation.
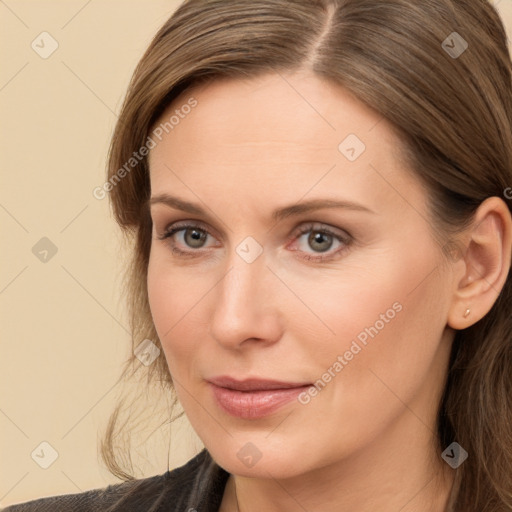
[216,451,303,479]
[202,433,322,480]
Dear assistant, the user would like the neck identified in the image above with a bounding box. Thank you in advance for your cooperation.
[221,412,456,512]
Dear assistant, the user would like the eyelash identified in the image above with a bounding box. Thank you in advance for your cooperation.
[157,221,352,263]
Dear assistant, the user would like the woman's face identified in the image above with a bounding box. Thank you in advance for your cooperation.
[147,71,456,478]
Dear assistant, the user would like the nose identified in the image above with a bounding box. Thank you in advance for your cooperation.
[209,246,283,350]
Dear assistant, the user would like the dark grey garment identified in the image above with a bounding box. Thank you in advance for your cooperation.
[1,449,229,512]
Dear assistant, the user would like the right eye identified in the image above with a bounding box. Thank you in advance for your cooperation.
[158,222,219,257]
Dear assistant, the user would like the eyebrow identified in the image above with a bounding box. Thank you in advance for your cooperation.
[149,194,376,222]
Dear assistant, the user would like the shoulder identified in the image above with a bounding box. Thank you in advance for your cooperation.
[1,449,229,512]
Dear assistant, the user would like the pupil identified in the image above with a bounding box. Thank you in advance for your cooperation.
[186,229,205,247]
[309,232,332,253]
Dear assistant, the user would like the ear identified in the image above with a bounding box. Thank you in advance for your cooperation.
[447,196,512,330]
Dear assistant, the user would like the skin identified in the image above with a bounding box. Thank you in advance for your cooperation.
[146,70,512,512]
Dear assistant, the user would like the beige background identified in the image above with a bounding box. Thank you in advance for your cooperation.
[1,0,511,507]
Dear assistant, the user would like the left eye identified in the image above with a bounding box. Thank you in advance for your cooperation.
[158,222,352,262]
[296,229,338,252]
[290,224,351,261]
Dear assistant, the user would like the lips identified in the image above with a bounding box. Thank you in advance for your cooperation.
[208,376,310,391]
[207,376,312,419]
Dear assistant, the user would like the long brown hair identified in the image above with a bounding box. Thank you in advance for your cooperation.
[101,1,512,510]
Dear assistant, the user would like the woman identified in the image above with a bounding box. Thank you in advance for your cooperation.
[3,0,511,510]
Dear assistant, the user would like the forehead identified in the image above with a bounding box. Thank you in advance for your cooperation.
[147,71,426,220]
[153,71,395,151]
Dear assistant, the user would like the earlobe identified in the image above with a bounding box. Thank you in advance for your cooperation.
[447,197,512,330]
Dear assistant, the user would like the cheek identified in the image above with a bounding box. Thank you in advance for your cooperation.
[146,252,210,374]
[281,252,417,361]
[359,270,448,409]
[297,242,449,394]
